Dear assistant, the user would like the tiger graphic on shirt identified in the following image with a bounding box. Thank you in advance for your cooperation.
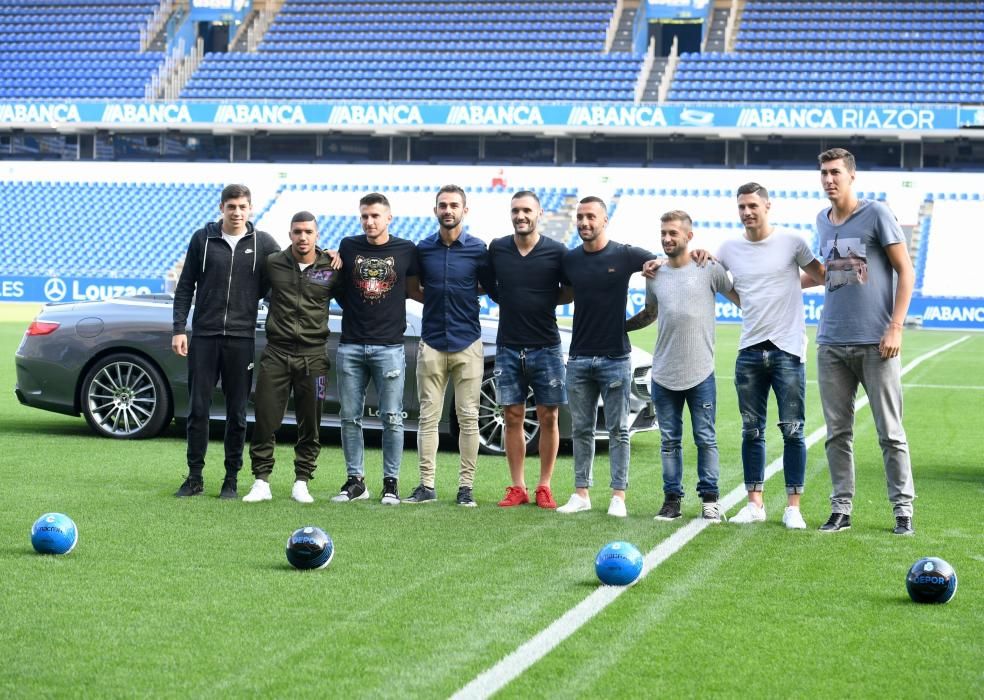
[354,255,397,303]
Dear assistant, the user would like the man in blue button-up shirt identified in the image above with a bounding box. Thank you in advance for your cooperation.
[404,184,492,507]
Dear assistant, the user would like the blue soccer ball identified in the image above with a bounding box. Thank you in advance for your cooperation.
[31,513,78,555]
[286,526,334,570]
[595,541,644,586]
[906,557,957,604]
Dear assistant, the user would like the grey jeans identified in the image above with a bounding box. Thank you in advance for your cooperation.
[817,344,915,517]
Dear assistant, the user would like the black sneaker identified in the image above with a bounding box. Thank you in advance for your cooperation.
[175,477,203,497]
[819,512,851,533]
[381,477,400,506]
[654,495,682,521]
[456,486,477,508]
[403,484,437,504]
[331,475,369,503]
[893,515,914,536]
[219,477,238,500]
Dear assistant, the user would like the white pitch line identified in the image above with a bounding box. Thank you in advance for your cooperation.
[452,335,970,700]
[902,383,984,390]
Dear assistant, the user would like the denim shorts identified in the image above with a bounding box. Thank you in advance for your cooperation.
[493,344,567,406]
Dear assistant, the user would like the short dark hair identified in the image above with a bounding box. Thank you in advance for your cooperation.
[578,195,607,210]
[511,190,540,205]
[359,192,390,208]
[660,210,692,227]
[221,184,251,204]
[436,184,467,206]
[736,182,769,200]
[818,148,856,172]
[290,210,316,225]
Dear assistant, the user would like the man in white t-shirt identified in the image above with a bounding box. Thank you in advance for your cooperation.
[717,183,825,529]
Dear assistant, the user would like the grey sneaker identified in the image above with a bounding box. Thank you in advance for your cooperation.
[893,515,914,536]
[654,495,682,521]
[456,486,477,507]
[331,476,368,503]
[381,477,400,506]
[700,493,725,523]
[403,484,437,504]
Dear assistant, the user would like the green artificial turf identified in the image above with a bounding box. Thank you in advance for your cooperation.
[1,318,981,698]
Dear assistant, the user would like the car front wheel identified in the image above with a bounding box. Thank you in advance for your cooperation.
[475,368,540,456]
[81,353,172,439]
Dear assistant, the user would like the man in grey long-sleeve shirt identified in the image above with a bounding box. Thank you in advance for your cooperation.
[626,210,735,522]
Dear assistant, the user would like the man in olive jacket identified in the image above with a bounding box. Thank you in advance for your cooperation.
[243,211,341,503]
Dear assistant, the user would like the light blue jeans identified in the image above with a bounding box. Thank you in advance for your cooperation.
[651,373,719,498]
[336,343,406,479]
[566,355,632,491]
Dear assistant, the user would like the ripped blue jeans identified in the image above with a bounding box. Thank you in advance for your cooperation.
[734,347,806,494]
[651,373,720,498]
[337,342,406,479]
[493,344,567,407]
[566,354,632,491]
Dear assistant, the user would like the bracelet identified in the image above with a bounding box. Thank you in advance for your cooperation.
[889,322,903,328]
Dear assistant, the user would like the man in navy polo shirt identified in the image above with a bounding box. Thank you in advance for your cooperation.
[405,184,493,507]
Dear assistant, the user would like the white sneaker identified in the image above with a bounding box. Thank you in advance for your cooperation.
[782,506,807,530]
[607,495,627,518]
[242,479,272,503]
[557,493,591,514]
[291,480,314,504]
[731,502,766,524]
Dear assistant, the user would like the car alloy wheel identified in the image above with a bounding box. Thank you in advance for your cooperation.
[81,353,172,439]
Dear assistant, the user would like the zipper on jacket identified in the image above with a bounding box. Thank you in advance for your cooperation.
[222,231,253,334]
[222,249,234,335]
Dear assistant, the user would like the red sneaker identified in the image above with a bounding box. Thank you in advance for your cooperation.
[498,486,529,507]
[534,485,557,509]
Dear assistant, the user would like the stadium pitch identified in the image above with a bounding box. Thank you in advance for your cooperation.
[1,318,981,697]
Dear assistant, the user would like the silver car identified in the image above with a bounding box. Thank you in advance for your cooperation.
[14,294,657,455]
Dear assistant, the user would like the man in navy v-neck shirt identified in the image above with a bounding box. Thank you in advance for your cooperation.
[488,191,572,510]
[557,196,654,519]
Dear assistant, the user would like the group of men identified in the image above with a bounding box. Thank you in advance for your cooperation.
[171,146,916,535]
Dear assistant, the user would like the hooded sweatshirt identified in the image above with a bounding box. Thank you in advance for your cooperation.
[172,221,279,338]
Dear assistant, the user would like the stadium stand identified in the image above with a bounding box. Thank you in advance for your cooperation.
[181,0,641,101]
[604,187,892,254]
[255,184,578,250]
[0,0,165,99]
[0,180,218,277]
[667,0,984,104]
[0,178,578,278]
[918,198,984,297]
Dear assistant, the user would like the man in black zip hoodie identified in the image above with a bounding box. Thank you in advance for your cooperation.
[172,184,279,499]
[242,211,341,503]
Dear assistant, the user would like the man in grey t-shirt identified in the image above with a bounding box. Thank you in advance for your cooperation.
[627,210,735,522]
[815,148,916,536]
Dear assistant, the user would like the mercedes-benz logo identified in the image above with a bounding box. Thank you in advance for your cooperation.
[44,277,67,302]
